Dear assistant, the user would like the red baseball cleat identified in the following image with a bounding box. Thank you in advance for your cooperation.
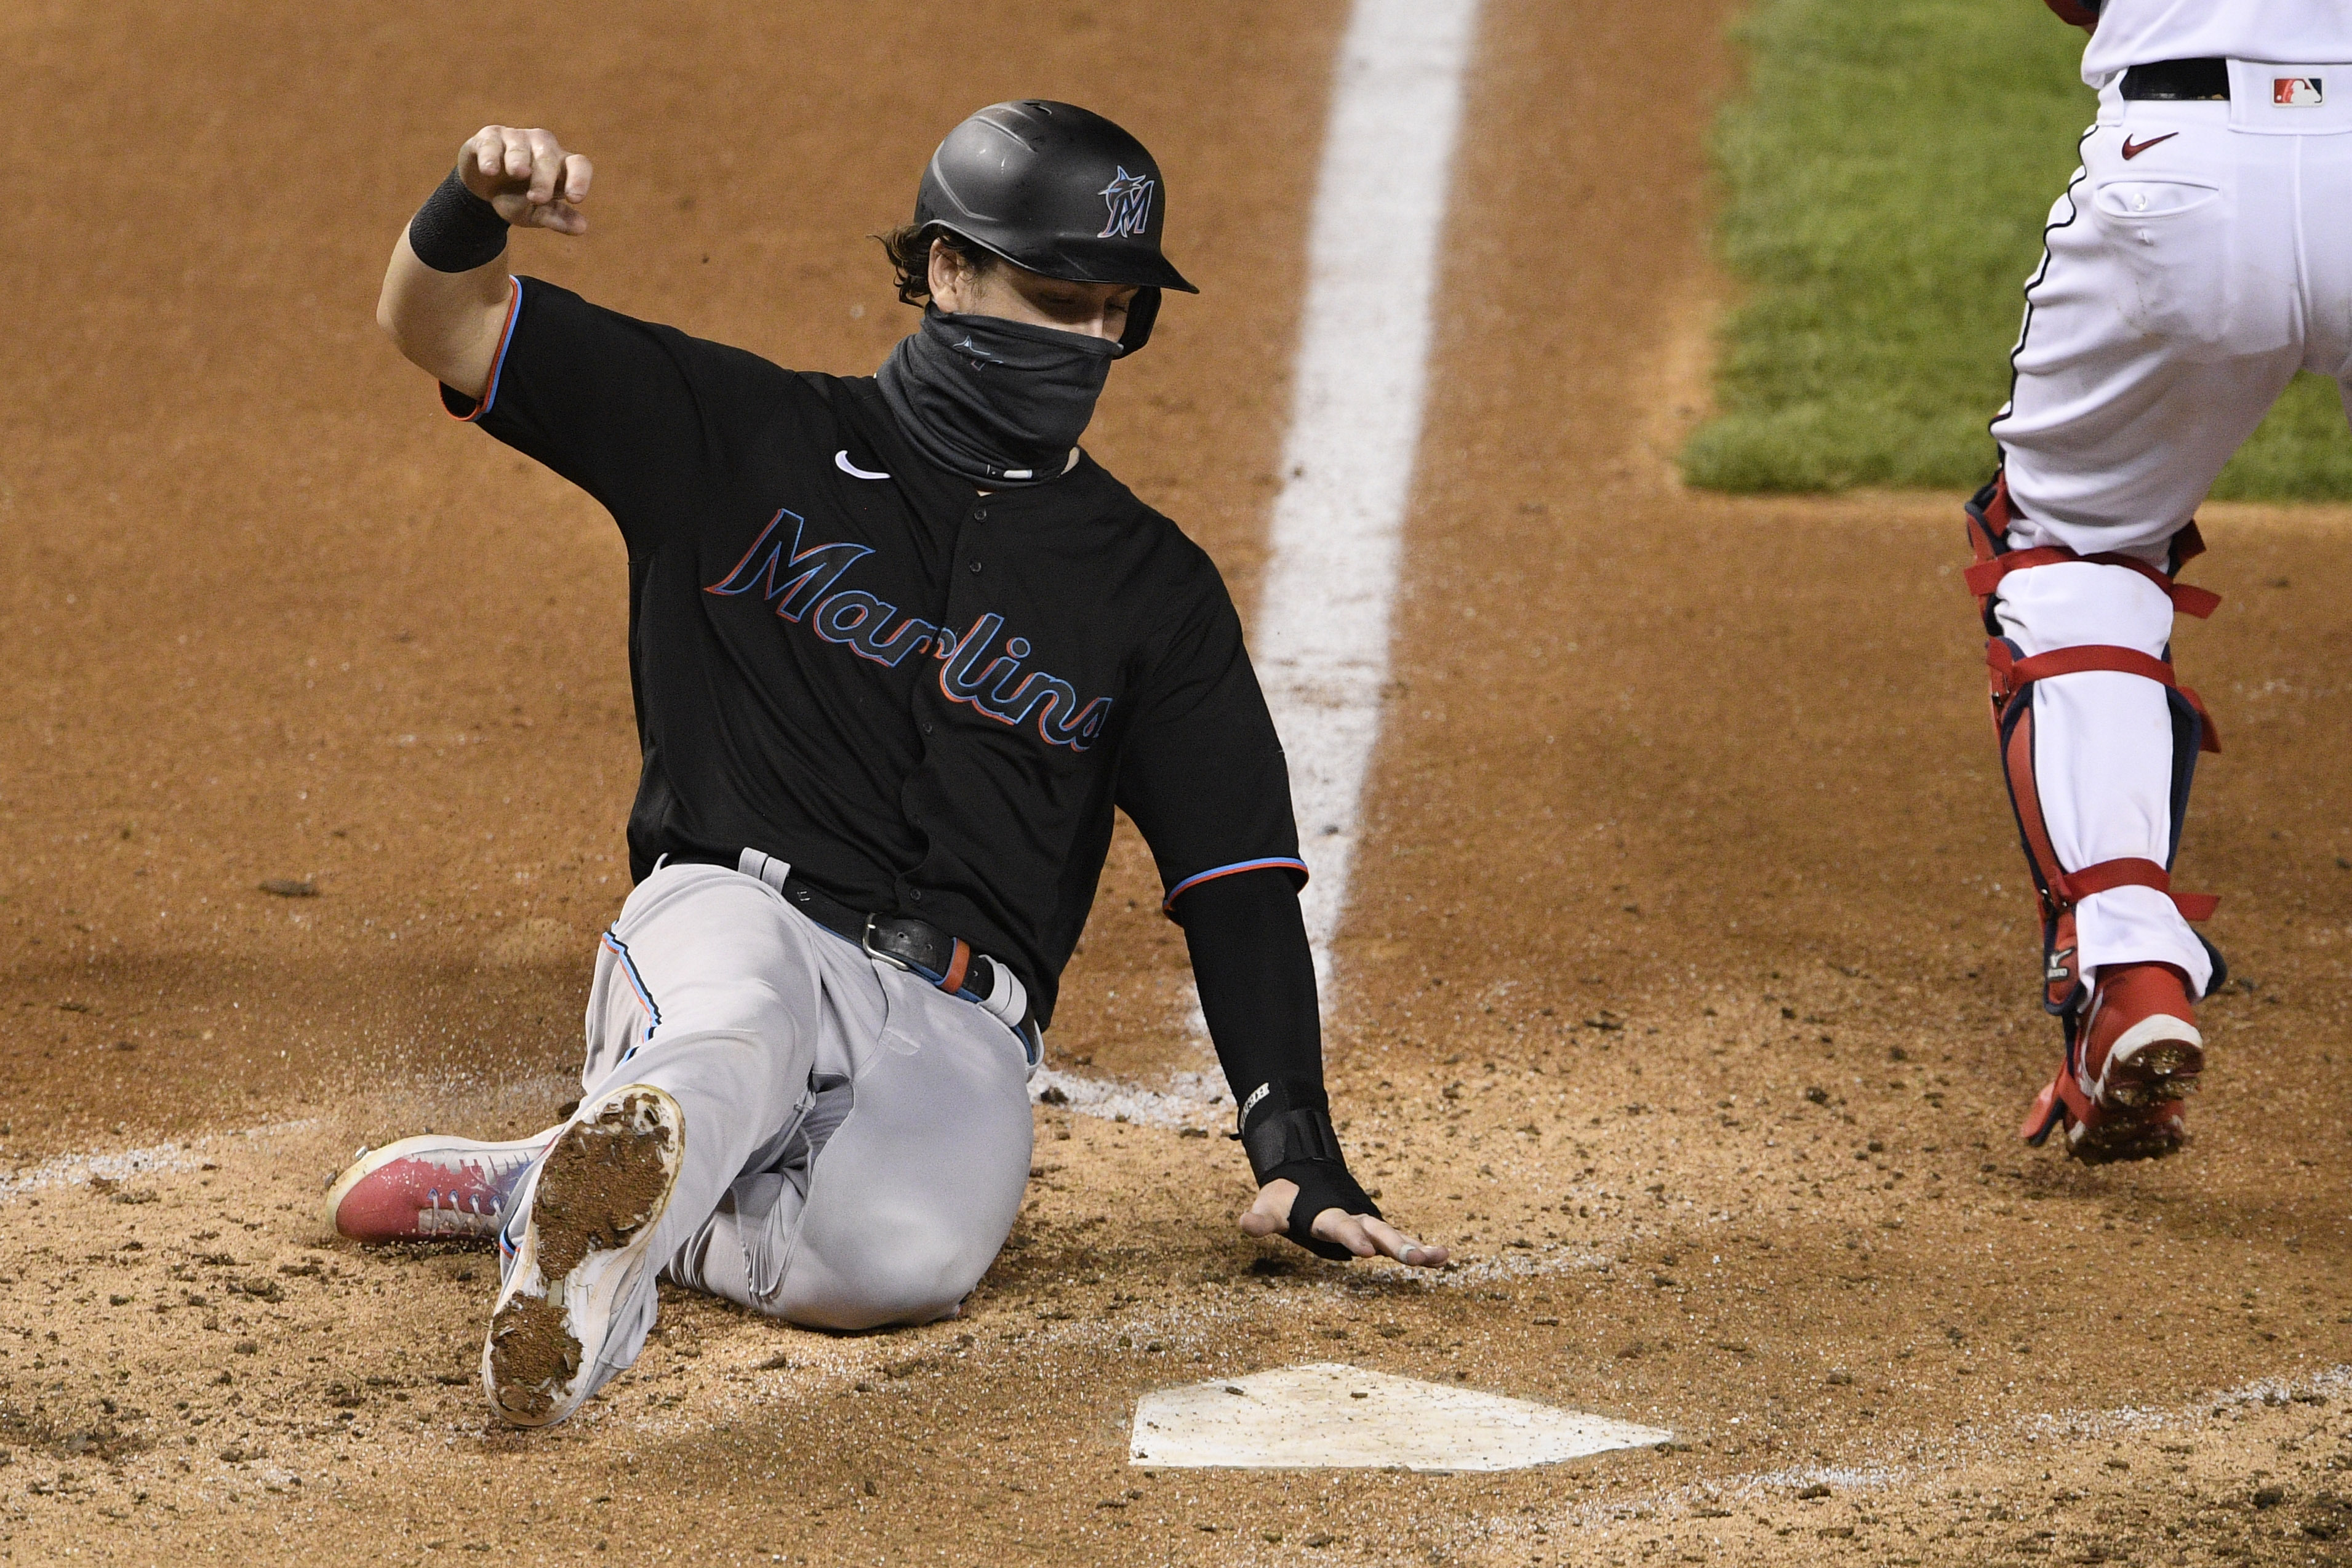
[324,1132,554,1243]
[2020,962,2202,1162]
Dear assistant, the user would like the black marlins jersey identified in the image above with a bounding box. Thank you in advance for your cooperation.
[442,278,1305,1025]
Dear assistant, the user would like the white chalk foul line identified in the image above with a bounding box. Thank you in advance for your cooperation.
[1030,1066,1228,1129]
[1256,0,1482,994]
[0,1119,320,1202]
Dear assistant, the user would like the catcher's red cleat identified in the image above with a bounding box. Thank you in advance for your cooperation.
[2020,962,2202,1162]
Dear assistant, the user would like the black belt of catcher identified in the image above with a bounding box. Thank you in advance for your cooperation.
[2121,58,2230,101]
[668,849,1041,1052]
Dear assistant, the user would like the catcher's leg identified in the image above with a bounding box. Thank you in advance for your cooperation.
[1977,529,2224,1161]
[1992,84,2302,546]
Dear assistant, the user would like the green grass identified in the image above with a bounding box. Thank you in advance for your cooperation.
[1684,0,2352,500]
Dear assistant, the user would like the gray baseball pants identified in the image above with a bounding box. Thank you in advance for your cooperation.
[522,860,1035,1383]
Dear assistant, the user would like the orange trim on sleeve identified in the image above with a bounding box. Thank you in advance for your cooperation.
[443,275,522,423]
[1160,856,1311,916]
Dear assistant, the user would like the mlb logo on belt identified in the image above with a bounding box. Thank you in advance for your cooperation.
[2274,77,2325,106]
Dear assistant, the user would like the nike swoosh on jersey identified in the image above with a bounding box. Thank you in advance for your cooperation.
[834,450,891,480]
[2121,133,2179,160]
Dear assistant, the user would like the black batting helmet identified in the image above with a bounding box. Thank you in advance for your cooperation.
[916,100,1196,292]
[914,100,1194,353]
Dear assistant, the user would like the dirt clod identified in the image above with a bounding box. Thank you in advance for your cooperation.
[486,1295,576,1422]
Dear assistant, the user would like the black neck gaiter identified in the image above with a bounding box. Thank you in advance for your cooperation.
[877,307,1121,487]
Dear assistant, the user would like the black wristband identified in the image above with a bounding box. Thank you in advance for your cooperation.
[408,167,510,273]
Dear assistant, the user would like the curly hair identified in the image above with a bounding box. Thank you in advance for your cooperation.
[874,223,999,306]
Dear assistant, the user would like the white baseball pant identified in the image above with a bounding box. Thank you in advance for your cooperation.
[1989,61,2352,991]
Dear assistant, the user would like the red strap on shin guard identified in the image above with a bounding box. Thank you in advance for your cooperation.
[1963,549,2220,618]
[2053,857,2220,922]
[2170,522,2207,570]
[1962,472,2221,620]
[1988,642,2220,754]
[1964,474,2016,586]
[1997,692,2220,929]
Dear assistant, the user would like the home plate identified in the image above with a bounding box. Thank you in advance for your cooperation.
[1128,1362,1671,1471]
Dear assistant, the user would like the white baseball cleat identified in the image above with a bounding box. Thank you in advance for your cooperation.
[484,1083,684,1428]
[324,1132,554,1244]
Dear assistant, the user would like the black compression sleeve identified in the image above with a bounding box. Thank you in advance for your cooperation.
[1174,868,1375,1259]
[408,167,510,273]
[1174,868,1322,1102]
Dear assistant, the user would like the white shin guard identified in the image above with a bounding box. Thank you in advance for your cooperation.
[1966,476,2224,1012]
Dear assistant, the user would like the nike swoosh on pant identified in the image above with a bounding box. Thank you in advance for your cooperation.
[2121,133,2179,160]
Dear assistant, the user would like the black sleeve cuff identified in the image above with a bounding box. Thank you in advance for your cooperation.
[1241,1104,1342,1178]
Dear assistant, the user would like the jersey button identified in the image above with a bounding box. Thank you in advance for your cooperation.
[910,889,926,903]
[973,508,989,522]
[968,560,983,574]
[922,721,935,735]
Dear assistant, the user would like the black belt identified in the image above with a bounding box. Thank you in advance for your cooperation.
[668,851,1040,1050]
[2121,58,2230,102]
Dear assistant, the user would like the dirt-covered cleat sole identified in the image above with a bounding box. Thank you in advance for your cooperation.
[2023,1061,2190,1164]
[483,1084,682,1428]
[2063,1097,2187,1164]
[2087,1014,2204,1110]
[323,1132,553,1244]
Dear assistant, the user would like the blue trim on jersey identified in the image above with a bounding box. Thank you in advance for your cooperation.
[1162,856,1311,913]
[450,275,524,424]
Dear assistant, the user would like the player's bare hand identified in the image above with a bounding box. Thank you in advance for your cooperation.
[1241,1180,1450,1268]
[458,126,593,235]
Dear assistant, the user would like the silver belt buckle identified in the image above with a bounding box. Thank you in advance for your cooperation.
[860,914,914,974]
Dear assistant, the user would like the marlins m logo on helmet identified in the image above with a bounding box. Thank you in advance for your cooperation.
[1097,167,1155,239]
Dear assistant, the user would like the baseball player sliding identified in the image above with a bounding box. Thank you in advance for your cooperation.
[1972,3,2352,1159]
[329,102,1446,1428]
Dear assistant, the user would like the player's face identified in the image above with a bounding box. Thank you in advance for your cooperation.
[932,243,1136,340]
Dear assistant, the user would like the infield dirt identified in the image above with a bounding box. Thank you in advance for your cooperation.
[3,2,2350,1564]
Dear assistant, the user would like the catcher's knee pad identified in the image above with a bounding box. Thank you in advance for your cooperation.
[1964,470,2228,1015]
